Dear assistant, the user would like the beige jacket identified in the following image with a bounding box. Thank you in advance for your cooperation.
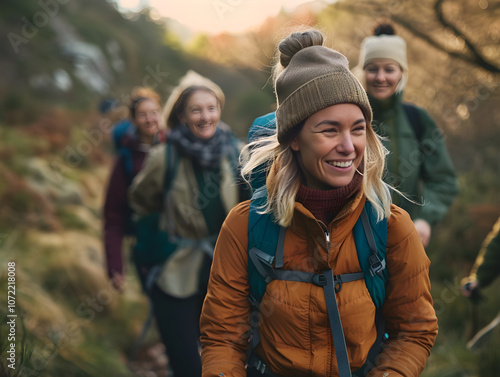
[129,143,240,297]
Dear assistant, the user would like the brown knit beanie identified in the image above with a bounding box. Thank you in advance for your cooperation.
[275,29,372,144]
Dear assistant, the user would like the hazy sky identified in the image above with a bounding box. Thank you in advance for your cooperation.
[117,0,319,34]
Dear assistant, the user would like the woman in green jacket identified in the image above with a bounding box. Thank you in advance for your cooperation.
[355,23,459,247]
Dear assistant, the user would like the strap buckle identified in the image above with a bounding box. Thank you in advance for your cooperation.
[334,275,343,293]
[255,359,267,374]
[248,294,259,308]
[369,254,386,277]
[312,273,327,287]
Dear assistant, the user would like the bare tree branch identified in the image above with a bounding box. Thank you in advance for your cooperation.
[434,0,500,73]
[334,0,500,74]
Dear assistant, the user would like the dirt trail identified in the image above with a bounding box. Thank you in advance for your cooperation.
[128,343,172,377]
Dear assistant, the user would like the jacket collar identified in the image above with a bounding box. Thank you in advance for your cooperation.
[368,91,404,114]
[291,190,366,243]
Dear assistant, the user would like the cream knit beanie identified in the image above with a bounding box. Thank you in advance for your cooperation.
[354,28,408,93]
[360,34,408,70]
[275,30,372,145]
[162,70,225,130]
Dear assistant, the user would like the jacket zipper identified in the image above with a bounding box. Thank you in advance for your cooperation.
[318,220,330,251]
[324,228,330,250]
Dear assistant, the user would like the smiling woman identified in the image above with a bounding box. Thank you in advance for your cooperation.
[290,104,367,190]
[200,28,438,377]
[356,23,459,248]
[178,88,220,140]
[128,70,249,377]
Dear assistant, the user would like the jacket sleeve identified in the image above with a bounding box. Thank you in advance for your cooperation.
[128,144,166,216]
[467,217,500,288]
[200,203,251,377]
[415,108,459,226]
[368,206,438,377]
[103,156,128,277]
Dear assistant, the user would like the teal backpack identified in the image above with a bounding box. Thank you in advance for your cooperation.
[246,187,388,377]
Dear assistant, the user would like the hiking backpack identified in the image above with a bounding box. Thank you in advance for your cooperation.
[247,187,388,377]
[112,119,137,183]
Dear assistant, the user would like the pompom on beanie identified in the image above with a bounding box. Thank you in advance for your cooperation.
[275,29,372,145]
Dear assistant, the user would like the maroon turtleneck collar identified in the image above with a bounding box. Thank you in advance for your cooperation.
[296,171,363,225]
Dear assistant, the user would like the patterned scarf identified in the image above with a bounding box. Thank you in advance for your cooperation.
[168,124,235,169]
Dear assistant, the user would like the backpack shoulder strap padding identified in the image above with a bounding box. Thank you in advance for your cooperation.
[112,119,135,150]
[402,103,423,141]
[162,142,179,196]
[248,187,281,302]
[119,146,134,184]
[352,201,388,309]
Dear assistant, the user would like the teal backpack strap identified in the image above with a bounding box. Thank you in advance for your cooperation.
[353,201,388,309]
[248,186,281,303]
[352,200,388,377]
[162,142,178,195]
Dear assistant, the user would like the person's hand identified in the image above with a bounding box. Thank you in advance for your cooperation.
[111,272,125,292]
[461,281,478,298]
[461,281,483,303]
[414,219,431,248]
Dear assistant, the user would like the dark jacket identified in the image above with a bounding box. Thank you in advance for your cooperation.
[103,135,149,278]
[370,92,459,227]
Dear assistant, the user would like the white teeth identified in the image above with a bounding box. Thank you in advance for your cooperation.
[328,160,353,168]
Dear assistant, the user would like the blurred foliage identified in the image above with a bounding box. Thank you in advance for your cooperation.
[0,0,274,136]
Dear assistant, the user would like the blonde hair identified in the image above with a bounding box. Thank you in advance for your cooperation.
[241,121,392,227]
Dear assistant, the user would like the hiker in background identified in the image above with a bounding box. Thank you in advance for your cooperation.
[200,29,437,377]
[354,23,459,247]
[129,71,248,377]
[103,92,164,291]
[461,216,500,300]
[109,87,163,152]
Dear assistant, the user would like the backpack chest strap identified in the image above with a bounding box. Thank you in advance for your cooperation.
[249,245,365,293]
[248,243,361,377]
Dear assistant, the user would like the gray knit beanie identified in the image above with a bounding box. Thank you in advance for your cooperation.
[275,30,372,144]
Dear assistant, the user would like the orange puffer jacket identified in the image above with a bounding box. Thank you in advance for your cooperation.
[200,194,438,377]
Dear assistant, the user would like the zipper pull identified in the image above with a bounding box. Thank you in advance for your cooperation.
[325,228,330,248]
